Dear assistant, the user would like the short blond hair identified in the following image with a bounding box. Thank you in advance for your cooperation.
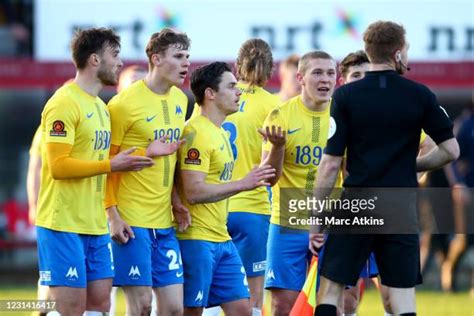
[298,51,334,74]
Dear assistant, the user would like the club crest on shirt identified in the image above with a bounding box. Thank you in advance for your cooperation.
[50,120,67,137]
[185,148,201,165]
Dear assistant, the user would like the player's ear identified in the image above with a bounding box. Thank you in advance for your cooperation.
[394,50,402,62]
[338,76,345,86]
[89,53,100,67]
[296,71,304,86]
[151,53,161,67]
[204,87,215,100]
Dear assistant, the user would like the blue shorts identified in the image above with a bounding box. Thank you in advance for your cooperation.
[179,240,250,308]
[264,224,312,291]
[112,227,183,288]
[227,212,270,277]
[37,227,114,288]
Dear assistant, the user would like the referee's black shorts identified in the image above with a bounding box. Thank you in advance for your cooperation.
[319,234,422,288]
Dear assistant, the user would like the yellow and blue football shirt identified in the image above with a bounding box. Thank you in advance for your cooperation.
[263,96,343,228]
[225,83,280,215]
[36,83,111,234]
[177,115,235,242]
[107,80,187,229]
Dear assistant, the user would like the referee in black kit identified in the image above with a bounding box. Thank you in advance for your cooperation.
[310,21,460,316]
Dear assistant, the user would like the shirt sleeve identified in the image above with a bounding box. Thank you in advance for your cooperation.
[325,92,347,156]
[29,125,42,156]
[178,124,211,173]
[421,89,454,144]
[42,96,80,146]
[261,106,286,152]
[46,143,111,179]
[108,94,132,147]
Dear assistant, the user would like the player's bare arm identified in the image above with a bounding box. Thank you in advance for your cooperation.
[171,183,191,232]
[309,154,343,254]
[180,165,275,205]
[416,138,459,172]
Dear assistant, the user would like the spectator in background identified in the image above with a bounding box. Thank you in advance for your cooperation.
[446,103,474,291]
[0,0,31,56]
[276,54,300,102]
[117,65,147,93]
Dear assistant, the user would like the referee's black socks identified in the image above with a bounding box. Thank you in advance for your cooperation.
[314,304,337,316]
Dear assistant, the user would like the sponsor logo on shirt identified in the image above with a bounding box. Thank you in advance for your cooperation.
[184,148,201,165]
[287,127,302,135]
[146,114,158,122]
[50,120,67,137]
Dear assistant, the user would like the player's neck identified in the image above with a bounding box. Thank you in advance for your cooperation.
[278,89,291,102]
[370,63,395,72]
[200,106,226,127]
[144,73,173,95]
[74,72,103,97]
[301,93,329,112]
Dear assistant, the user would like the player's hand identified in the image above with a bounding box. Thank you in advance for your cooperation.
[309,233,325,256]
[146,137,186,158]
[172,199,191,232]
[111,147,154,172]
[107,206,135,244]
[239,165,276,190]
[258,125,286,148]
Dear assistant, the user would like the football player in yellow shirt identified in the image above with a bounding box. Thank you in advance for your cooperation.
[276,54,301,102]
[177,62,275,316]
[35,28,154,316]
[222,39,280,315]
[106,29,191,316]
[261,51,341,316]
